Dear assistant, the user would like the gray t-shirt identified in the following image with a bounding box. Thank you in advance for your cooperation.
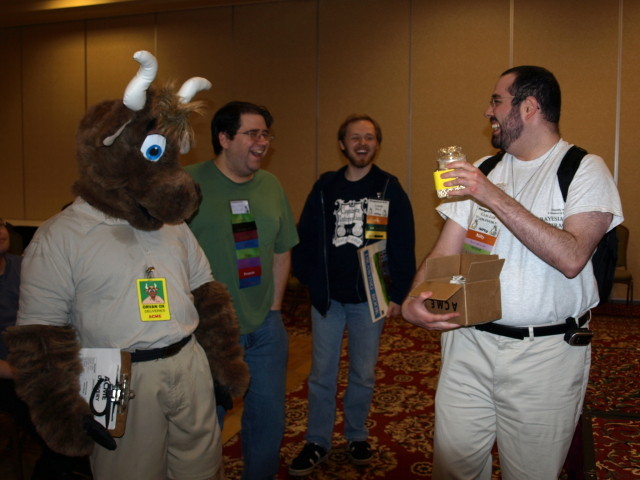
[17,197,213,350]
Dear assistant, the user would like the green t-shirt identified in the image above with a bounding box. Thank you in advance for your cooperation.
[186,161,299,334]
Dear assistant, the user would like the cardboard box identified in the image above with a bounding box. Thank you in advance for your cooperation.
[409,254,504,326]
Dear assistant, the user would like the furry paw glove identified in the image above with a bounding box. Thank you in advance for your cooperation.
[193,280,250,398]
[3,324,114,456]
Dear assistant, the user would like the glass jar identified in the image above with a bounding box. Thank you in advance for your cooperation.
[433,145,467,198]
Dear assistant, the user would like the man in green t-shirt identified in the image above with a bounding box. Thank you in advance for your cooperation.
[186,101,298,480]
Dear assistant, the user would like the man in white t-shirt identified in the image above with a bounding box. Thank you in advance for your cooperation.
[402,66,623,479]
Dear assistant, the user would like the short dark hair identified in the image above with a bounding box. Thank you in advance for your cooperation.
[211,101,274,155]
[337,114,382,144]
[501,66,561,124]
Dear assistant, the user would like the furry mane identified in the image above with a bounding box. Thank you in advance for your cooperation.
[154,83,208,153]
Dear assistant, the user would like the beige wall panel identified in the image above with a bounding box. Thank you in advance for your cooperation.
[317,0,411,226]
[317,0,410,179]
[157,7,235,167]
[513,0,618,168]
[514,0,634,300]
[2,0,638,295]
[410,0,510,261]
[225,1,318,220]
[22,23,85,220]
[615,1,640,301]
[86,15,157,106]
[0,28,24,220]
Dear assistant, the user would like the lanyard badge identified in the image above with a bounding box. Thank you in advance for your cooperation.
[136,266,171,321]
[365,198,390,240]
[463,205,500,255]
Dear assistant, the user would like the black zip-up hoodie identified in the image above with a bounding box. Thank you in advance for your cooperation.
[292,164,416,316]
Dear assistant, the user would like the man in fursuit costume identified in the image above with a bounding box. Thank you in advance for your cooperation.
[4,51,249,480]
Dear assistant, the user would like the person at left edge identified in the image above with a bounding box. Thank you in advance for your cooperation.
[1,218,94,479]
[186,101,299,480]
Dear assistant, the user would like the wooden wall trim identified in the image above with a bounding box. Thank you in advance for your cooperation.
[0,0,284,27]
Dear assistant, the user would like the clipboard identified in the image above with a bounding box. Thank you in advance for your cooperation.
[79,349,135,437]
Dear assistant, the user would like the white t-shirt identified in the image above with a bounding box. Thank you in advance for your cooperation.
[437,140,623,327]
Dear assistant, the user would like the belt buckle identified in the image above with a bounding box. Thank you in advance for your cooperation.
[564,312,592,346]
[564,329,593,346]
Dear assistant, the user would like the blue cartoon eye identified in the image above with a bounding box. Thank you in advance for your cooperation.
[140,134,166,162]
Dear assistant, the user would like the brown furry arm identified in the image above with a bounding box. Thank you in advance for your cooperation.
[3,325,96,456]
[193,280,250,398]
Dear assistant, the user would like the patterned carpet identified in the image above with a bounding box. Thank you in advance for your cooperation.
[582,312,640,480]
[222,298,640,479]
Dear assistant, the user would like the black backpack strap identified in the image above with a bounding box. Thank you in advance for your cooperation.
[556,145,588,201]
[478,151,506,176]
[479,146,588,202]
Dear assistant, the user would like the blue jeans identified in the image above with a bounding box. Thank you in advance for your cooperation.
[306,301,385,451]
[239,310,289,480]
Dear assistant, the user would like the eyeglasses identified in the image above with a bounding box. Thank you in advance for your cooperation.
[489,95,517,108]
[239,129,275,142]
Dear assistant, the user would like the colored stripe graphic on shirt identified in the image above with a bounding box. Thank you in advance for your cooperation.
[232,213,261,288]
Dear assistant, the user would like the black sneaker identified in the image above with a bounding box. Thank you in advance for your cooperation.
[348,440,373,466]
[288,442,328,476]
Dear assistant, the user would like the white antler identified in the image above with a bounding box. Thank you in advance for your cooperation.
[177,77,212,103]
[122,50,158,111]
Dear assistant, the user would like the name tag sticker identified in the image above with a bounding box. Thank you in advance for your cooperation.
[230,200,250,214]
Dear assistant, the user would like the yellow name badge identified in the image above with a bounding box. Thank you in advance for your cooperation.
[136,278,171,321]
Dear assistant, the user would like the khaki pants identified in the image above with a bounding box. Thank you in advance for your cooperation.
[433,327,590,480]
[91,337,223,480]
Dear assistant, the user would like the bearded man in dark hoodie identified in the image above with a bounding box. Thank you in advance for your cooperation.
[288,114,416,476]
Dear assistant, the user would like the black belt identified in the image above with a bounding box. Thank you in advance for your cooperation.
[130,335,192,363]
[475,312,590,340]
